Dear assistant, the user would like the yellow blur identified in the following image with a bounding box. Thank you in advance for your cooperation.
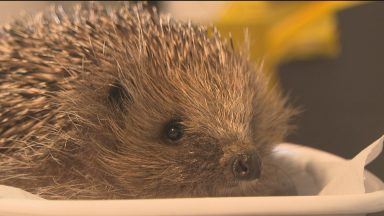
[215,1,363,84]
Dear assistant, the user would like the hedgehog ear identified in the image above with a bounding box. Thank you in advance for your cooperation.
[107,81,132,111]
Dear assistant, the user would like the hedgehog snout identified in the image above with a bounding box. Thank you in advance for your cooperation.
[231,151,262,181]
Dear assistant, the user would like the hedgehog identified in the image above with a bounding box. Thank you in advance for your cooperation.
[0,2,296,199]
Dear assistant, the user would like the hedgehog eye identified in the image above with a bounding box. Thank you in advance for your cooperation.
[108,81,131,110]
[164,120,184,142]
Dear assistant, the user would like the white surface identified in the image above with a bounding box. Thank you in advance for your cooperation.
[0,138,383,216]
[319,136,383,195]
[0,186,42,200]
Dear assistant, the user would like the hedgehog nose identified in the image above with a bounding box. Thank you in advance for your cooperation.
[232,152,261,181]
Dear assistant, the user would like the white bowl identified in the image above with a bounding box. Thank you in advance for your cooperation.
[0,143,383,216]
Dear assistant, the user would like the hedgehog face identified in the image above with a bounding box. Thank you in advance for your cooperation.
[42,4,296,198]
[71,49,296,198]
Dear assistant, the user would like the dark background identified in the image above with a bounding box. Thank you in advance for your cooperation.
[277,2,384,215]
[278,2,384,182]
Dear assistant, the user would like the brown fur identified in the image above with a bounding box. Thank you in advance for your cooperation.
[0,3,296,199]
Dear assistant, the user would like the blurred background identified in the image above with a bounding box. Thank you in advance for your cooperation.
[0,1,383,212]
